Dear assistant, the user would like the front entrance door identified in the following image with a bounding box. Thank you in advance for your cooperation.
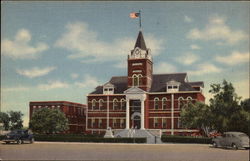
[133,115,141,129]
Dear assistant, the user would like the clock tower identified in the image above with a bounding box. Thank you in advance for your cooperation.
[127,31,153,91]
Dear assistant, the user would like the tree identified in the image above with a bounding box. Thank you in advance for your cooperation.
[0,111,23,130]
[181,80,249,136]
[209,80,242,133]
[180,102,213,136]
[29,108,69,134]
[0,112,10,130]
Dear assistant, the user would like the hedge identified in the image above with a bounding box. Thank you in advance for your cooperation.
[161,135,212,144]
[34,134,146,143]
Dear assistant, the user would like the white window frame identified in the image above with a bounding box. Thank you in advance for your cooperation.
[162,97,167,109]
[154,97,159,109]
[92,99,97,110]
[113,99,118,110]
[178,97,184,109]
[121,99,126,110]
[99,99,104,110]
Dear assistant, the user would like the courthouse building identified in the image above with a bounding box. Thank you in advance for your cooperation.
[30,101,87,134]
[86,31,205,135]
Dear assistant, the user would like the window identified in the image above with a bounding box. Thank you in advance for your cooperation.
[166,80,180,93]
[99,119,102,128]
[113,119,116,128]
[92,99,97,109]
[120,119,125,128]
[154,98,159,109]
[154,118,158,128]
[178,97,184,109]
[178,118,182,128]
[162,118,167,128]
[138,74,142,86]
[99,99,104,110]
[91,118,95,128]
[103,83,114,95]
[132,74,139,86]
[113,99,119,110]
[187,97,192,105]
[162,97,167,109]
[121,99,126,110]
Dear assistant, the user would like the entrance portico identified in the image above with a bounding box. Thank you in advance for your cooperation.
[124,87,146,130]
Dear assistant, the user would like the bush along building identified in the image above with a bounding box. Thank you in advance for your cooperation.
[86,31,205,137]
[30,101,87,134]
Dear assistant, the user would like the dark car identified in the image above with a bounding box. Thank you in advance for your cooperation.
[212,132,249,150]
[2,129,34,144]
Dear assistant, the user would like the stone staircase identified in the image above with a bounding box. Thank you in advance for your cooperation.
[114,129,162,144]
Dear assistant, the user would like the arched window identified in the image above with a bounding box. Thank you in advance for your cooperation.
[132,74,139,86]
[121,99,126,110]
[178,97,184,109]
[162,97,167,109]
[92,99,97,109]
[113,99,118,110]
[138,74,143,86]
[154,97,159,109]
[99,99,104,110]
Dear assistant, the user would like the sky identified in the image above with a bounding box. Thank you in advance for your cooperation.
[1,1,249,127]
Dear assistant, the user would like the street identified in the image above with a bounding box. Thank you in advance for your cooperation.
[0,142,249,161]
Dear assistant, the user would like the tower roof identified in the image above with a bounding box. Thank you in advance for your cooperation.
[134,31,147,50]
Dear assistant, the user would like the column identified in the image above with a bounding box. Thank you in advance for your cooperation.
[126,99,130,129]
[140,99,145,129]
[171,94,174,135]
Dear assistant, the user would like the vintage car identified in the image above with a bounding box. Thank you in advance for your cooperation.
[212,132,249,149]
[2,129,34,144]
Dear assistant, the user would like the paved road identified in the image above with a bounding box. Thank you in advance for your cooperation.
[0,142,249,161]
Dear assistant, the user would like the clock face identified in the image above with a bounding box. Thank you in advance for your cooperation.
[135,49,140,55]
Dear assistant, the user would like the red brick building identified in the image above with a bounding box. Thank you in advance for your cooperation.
[87,31,205,136]
[29,101,87,134]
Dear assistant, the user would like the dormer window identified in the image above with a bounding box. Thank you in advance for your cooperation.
[103,82,114,95]
[166,80,180,93]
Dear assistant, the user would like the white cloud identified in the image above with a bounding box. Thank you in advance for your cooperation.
[187,15,247,44]
[175,52,200,65]
[188,63,222,76]
[38,81,69,90]
[215,51,249,65]
[16,66,56,78]
[184,15,193,23]
[190,44,201,50]
[234,79,249,99]
[1,86,30,92]
[75,74,99,88]
[114,61,127,69]
[154,62,177,74]
[1,29,48,59]
[55,21,164,62]
[71,73,79,79]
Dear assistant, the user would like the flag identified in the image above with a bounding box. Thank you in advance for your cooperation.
[130,12,140,19]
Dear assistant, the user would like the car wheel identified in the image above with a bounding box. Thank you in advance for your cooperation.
[212,142,218,148]
[5,141,10,144]
[232,143,238,150]
[17,139,22,145]
[30,138,34,144]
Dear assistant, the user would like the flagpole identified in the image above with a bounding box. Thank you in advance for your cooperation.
[139,10,142,29]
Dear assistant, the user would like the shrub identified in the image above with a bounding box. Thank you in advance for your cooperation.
[34,134,146,143]
[161,135,212,144]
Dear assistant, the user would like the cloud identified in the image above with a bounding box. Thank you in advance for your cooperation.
[75,74,99,88]
[187,15,247,44]
[188,63,222,76]
[215,51,249,65]
[38,81,69,90]
[16,67,56,78]
[2,86,30,92]
[55,21,164,62]
[71,73,79,79]
[1,29,48,59]
[114,61,127,69]
[175,52,200,65]
[190,44,201,50]
[234,79,249,99]
[184,15,193,23]
[154,62,177,74]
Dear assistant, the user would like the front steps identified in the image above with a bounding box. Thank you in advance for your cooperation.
[114,129,162,144]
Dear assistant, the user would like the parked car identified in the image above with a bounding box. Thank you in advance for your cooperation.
[2,129,34,144]
[212,132,249,150]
